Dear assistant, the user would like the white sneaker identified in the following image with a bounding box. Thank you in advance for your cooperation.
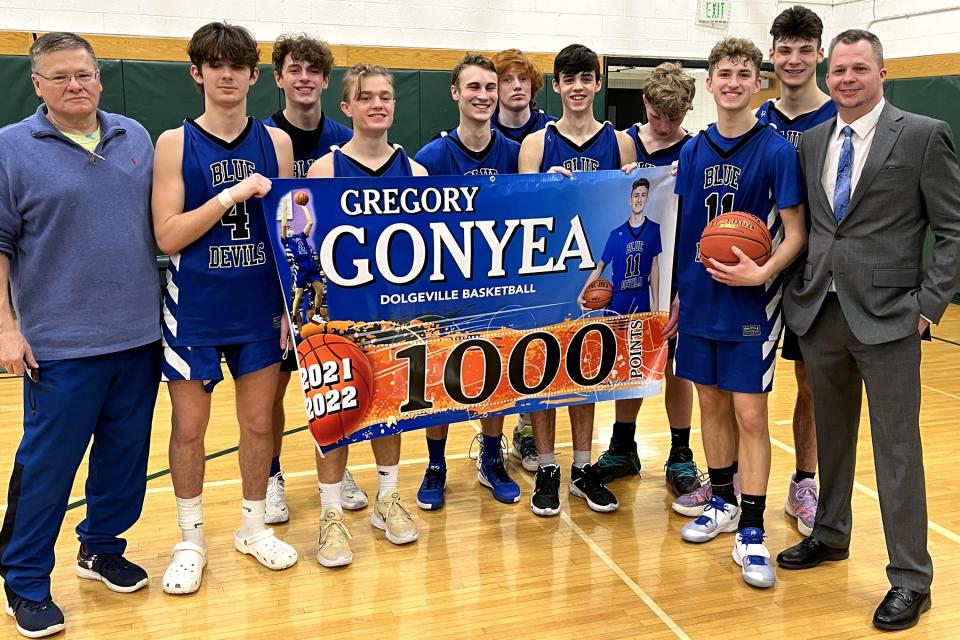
[317,509,353,567]
[234,528,298,570]
[341,468,369,510]
[162,541,206,595]
[371,491,419,545]
[733,527,776,588]
[680,495,740,543]
[265,472,289,524]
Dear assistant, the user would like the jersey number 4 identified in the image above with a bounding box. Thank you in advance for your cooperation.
[221,203,251,241]
[705,192,735,222]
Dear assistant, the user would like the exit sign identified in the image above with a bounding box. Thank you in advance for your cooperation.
[698,0,730,24]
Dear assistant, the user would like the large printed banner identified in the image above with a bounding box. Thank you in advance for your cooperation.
[262,167,677,451]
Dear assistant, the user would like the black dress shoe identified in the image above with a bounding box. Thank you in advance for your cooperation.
[873,587,931,630]
[776,536,849,569]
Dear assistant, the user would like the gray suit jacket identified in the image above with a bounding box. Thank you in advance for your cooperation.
[784,102,960,345]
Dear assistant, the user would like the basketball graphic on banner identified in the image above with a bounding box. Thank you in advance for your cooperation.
[297,333,374,446]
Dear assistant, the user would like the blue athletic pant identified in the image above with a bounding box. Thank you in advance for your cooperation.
[0,341,160,601]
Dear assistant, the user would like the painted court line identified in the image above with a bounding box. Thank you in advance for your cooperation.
[769,435,960,545]
[922,382,960,403]
[465,422,691,640]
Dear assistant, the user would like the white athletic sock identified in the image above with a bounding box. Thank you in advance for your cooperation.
[176,495,204,547]
[376,464,399,500]
[319,481,343,513]
[538,452,557,468]
[239,498,267,538]
[573,450,591,468]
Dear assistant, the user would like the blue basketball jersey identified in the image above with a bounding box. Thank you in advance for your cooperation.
[491,108,557,143]
[414,128,519,175]
[540,121,621,172]
[624,124,691,167]
[755,99,837,150]
[284,231,315,266]
[262,111,352,177]
[164,118,282,346]
[601,219,663,314]
[332,144,414,178]
[674,122,802,342]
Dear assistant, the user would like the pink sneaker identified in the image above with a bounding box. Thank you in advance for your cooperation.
[672,472,740,517]
[785,475,818,536]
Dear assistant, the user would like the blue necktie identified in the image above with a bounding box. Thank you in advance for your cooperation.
[833,125,854,223]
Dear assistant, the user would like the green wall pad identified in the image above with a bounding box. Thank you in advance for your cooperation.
[122,61,279,141]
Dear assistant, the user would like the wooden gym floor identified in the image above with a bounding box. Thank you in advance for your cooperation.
[1,307,960,639]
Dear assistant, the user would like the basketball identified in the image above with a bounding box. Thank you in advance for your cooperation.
[297,333,374,446]
[699,211,772,267]
[294,190,310,206]
[582,278,614,310]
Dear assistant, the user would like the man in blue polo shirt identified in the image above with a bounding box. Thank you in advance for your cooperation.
[0,32,160,638]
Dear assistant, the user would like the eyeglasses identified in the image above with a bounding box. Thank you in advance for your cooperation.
[32,70,100,86]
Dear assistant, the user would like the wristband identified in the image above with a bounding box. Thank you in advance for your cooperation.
[217,188,236,209]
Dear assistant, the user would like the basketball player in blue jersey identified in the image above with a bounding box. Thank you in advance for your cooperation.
[413,53,521,510]
[306,64,427,568]
[670,37,806,588]
[596,63,705,502]
[151,22,298,595]
[262,34,358,527]
[264,35,352,178]
[518,43,636,518]
[491,49,556,471]
[490,48,557,144]
[753,5,835,538]
[415,55,520,177]
[281,205,323,329]
[581,178,662,314]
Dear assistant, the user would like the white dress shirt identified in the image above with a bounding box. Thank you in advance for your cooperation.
[821,98,886,208]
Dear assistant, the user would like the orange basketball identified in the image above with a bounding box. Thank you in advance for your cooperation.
[294,190,310,206]
[582,278,614,310]
[297,333,374,446]
[699,211,772,267]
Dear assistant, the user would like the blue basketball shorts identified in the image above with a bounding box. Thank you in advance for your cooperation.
[161,336,281,392]
[673,332,778,393]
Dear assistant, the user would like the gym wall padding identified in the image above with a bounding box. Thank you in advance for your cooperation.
[882,75,960,304]
[123,62,279,141]
[0,55,610,153]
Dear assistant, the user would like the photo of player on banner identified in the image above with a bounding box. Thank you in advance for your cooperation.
[262,167,678,451]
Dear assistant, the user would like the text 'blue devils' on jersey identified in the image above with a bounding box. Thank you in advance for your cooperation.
[674,122,802,342]
[263,111,352,177]
[414,128,519,176]
[755,99,837,150]
[624,124,691,167]
[601,219,663,314]
[491,108,557,144]
[332,144,414,178]
[164,117,282,347]
[539,121,621,172]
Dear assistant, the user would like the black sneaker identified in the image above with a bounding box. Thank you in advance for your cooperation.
[569,464,619,512]
[530,465,561,517]
[594,443,641,483]
[76,547,149,593]
[664,446,702,497]
[4,584,65,638]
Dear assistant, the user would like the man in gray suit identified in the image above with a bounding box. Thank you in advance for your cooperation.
[776,29,960,630]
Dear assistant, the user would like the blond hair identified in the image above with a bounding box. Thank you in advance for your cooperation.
[643,62,695,119]
[341,63,394,102]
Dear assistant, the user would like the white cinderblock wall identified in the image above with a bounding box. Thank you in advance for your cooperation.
[0,1,784,57]
[830,0,960,59]
[2,2,954,61]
